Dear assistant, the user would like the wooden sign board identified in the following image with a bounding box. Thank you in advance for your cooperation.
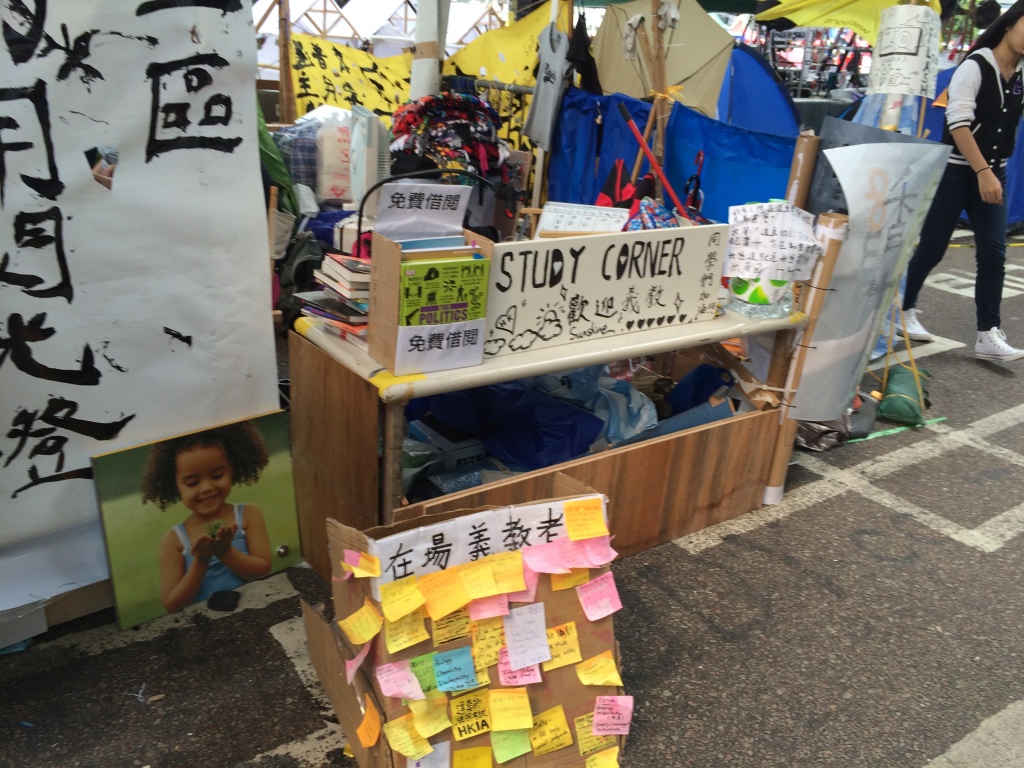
[483,225,728,358]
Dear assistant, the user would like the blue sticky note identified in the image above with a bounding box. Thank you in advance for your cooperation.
[433,645,478,692]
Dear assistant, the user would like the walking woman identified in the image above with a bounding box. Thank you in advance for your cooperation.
[901,0,1024,361]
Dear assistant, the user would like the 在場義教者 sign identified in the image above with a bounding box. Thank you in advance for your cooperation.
[483,225,728,358]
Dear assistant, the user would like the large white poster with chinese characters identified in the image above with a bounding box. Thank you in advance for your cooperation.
[0,2,278,612]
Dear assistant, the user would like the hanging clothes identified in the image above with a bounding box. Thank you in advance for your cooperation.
[524,23,571,151]
[568,14,603,95]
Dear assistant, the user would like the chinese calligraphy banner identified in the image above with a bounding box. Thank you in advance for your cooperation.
[289,31,411,121]
[484,225,728,359]
[0,2,278,612]
[866,5,941,100]
[791,142,948,421]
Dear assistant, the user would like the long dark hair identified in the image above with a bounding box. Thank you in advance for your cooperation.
[968,0,1024,53]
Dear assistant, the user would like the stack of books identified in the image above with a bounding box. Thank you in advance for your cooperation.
[296,255,370,350]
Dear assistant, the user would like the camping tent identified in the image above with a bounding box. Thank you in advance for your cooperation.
[717,43,800,136]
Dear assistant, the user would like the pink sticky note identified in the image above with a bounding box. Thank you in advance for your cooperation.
[506,565,539,603]
[469,593,510,620]
[581,536,618,567]
[331,573,353,582]
[521,541,572,574]
[575,571,623,621]
[374,659,425,700]
[593,695,633,735]
[497,646,542,685]
[343,550,362,567]
[345,639,372,685]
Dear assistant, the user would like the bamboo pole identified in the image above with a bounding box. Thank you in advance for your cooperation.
[278,0,296,124]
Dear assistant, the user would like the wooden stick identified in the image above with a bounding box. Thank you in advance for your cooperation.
[278,0,296,124]
[630,104,657,183]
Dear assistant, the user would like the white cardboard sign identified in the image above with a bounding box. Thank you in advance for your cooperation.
[484,225,727,358]
[867,5,942,99]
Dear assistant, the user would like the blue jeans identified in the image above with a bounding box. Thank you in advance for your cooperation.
[903,162,1008,331]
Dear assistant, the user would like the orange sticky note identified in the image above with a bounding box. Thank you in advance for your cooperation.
[337,598,384,645]
[356,697,381,748]
[586,746,620,767]
[382,712,433,759]
[384,607,430,653]
[470,616,505,668]
[542,621,582,672]
[551,568,590,591]
[419,568,473,621]
[576,651,623,687]
[564,496,608,541]
[489,687,534,732]
[379,574,426,622]
[454,746,493,768]
[458,558,500,600]
[490,550,527,594]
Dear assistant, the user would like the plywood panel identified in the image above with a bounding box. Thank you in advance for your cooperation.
[394,411,779,556]
[290,332,381,580]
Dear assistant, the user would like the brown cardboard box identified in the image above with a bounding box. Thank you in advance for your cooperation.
[367,229,495,373]
[304,478,626,767]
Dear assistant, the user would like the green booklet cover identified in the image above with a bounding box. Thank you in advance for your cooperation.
[399,257,490,326]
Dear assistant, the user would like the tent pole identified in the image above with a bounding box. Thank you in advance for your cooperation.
[278,0,296,123]
[651,0,668,165]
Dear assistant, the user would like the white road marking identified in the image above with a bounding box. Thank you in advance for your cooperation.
[674,403,1024,554]
[926,700,1024,767]
[249,616,345,766]
[867,334,966,371]
[35,572,297,657]
[924,264,1024,299]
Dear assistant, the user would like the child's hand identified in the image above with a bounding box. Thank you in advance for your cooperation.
[211,523,237,557]
[191,535,218,563]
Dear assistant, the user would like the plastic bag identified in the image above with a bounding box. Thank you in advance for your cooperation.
[316,111,353,203]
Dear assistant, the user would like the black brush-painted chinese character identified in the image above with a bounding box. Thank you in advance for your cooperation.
[1,207,71,301]
[0,313,101,385]
[423,532,452,570]
[502,514,531,550]
[468,522,491,560]
[386,542,413,580]
[3,0,47,64]
[536,507,563,543]
[0,80,64,205]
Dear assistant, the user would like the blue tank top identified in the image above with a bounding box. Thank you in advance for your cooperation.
[175,504,249,602]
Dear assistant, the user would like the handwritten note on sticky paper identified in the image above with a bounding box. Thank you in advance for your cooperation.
[564,496,608,541]
[575,712,617,757]
[593,696,633,736]
[433,606,471,646]
[356,696,381,748]
[380,574,426,622]
[491,729,532,763]
[342,549,382,577]
[506,565,540,603]
[384,712,434,759]
[489,687,534,732]
[337,598,383,645]
[458,559,500,600]
[472,647,491,687]
[410,652,439,695]
[587,746,620,767]
[576,571,623,621]
[346,639,372,685]
[434,646,480,692]
[521,541,571,574]
[411,740,451,768]
[581,536,618,567]
[410,690,451,738]
[419,568,472,621]
[542,622,582,671]
[453,746,491,768]
[450,689,491,741]
[471,617,505,668]
[551,568,590,591]
[497,646,542,686]
[490,551,527,594]
[376,659,426,700]
[576,651,623,687]
[385,607,430,653]
[503,603,552,671]
[529,704,574,756]
[469,594,509,621]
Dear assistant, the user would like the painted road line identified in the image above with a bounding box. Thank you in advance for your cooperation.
[925,264,1024,299]
[269,616,332,711]
[866,334,966,371]
[925,700,1024,767]
[35,572,297,657]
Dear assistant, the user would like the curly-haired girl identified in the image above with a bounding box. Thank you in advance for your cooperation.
[143,422,272,612]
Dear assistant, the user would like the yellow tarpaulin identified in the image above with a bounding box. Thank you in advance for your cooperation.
[756,0,942,46]
[442,1,552,86]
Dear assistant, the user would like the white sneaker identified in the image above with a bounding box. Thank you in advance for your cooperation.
[899,308,933,341]
[975,327,1024,361]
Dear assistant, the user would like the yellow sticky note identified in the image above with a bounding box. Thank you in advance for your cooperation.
[575,712,617,757]
[433,606,471,646]
[564,497,609,541]
[542,622,582,672]
[473,647,491,686]
[489,687,534,732]
[454,746,493,768]
[410,690,451,738]
[379,574,426,622]
[356,697,381,748]
[450,689,491,741]
[470,617,505,668]
[341,551,382,578]
[529,704,574,756]
[337,598,384,645]
[458,559,500,600]
[419,568,473,621]
[343,742,354,758]
[576,650,623,687]
[551,568,590,591]
[490,550,527,594]
[382,712,433,759]
[384,606,430,654]
[587,747,620,767]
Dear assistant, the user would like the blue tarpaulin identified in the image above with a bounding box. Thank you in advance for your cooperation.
[717,44,800,139]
